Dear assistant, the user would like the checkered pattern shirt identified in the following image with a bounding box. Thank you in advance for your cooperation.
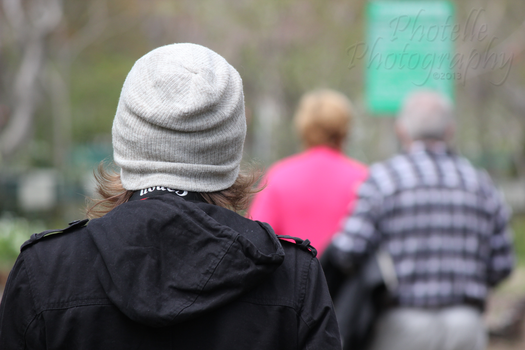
[331,142,514,308]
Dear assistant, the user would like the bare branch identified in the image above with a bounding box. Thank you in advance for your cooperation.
[0,0,63,160]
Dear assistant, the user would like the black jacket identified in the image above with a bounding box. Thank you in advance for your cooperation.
[0,190,341,349]
[321,247,391,350]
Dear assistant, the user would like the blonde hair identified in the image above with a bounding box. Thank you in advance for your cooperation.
[294,89,353,150]
[86,162,261,219]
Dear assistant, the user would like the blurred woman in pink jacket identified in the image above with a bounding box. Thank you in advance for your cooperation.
[249,89,368,255]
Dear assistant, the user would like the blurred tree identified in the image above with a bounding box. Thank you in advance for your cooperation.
[454,0,525,177]
[0,0,143,168]
[0,0,62,162]
[0,0,524,178]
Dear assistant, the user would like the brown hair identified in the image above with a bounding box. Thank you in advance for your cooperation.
[86,162,261,219]
[294,89,353,150]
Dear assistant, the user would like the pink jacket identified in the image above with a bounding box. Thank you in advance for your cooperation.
[248,146,368,255]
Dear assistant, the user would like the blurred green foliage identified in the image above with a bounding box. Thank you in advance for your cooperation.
[69,53,137,143]
[512,215,525,266]
[0,214,44,269]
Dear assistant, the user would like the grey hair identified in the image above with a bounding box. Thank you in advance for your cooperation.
[397,91,454,141]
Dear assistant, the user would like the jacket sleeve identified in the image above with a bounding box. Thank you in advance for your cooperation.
[298,257,342,350]
[0,254,38,349]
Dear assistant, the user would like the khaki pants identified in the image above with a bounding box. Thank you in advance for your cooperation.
[369,306,486,350]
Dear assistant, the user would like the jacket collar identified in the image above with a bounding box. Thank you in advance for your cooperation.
[408,140,452,155]
[129,186,206,203]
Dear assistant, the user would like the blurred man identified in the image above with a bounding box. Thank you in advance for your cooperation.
[327,91,514,350]
[249,89,368,255]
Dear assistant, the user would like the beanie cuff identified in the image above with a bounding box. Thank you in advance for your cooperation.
[119,163,240,193]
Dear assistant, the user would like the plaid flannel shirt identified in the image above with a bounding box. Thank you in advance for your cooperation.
[331,142,514,308]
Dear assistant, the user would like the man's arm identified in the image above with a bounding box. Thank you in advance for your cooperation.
[487,189,514,287]
[327,177,384,271]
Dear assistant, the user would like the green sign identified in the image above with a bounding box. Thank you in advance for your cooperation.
[363,1,455,115]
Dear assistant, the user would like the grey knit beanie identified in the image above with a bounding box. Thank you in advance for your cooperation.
[112,43,246,192]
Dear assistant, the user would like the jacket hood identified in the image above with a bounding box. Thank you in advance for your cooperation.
[87,192,285,327]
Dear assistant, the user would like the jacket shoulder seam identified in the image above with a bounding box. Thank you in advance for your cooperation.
[298,257,318,329]
[298,255,314,317]
[17,259,39,349]
[23,312,39,349]
[19,254,39,317]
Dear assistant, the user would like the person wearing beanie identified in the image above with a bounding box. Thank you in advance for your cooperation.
[248,89,368,256]
[0,43,342,349]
